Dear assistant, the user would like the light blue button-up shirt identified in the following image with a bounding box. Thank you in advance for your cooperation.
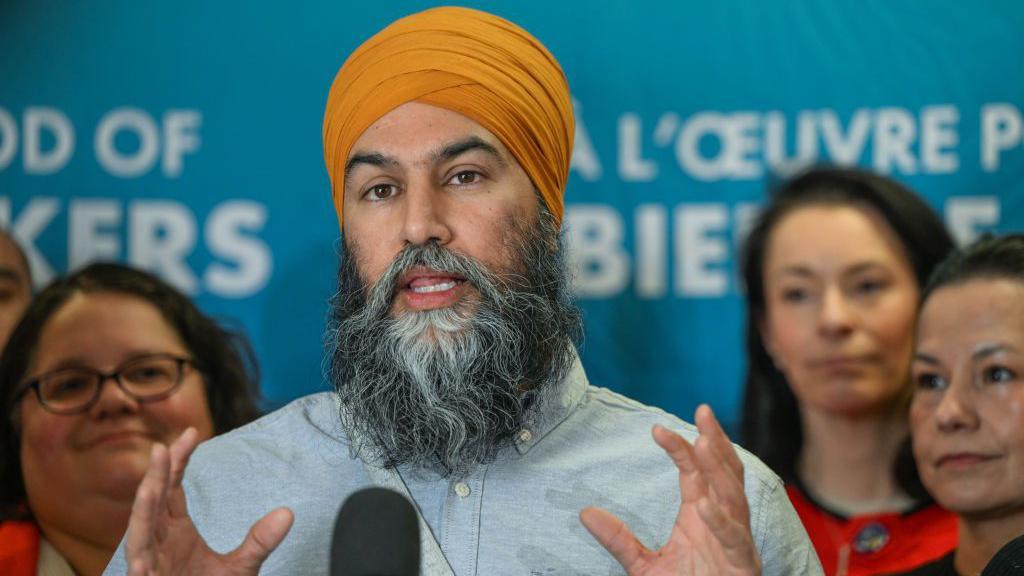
[106,357,822,575]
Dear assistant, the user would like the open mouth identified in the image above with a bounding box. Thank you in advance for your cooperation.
[394,267,471,311]
[408,277,465,294]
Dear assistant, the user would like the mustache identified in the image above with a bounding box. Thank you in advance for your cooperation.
[357,242,510,315]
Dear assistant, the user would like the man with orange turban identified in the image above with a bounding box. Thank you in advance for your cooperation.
[105,7,820,575]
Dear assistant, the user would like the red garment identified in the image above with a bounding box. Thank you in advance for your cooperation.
[0,520,40,576]
[788,484,958,576]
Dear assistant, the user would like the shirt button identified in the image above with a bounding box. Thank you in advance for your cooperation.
[518,429,533,443]
[454,482,471,498]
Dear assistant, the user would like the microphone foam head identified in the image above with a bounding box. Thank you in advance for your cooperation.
[330,487,420,576]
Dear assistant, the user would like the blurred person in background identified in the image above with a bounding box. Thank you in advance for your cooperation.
[897,235,1024,576]
[0,263,262,576]
[0,230,32,352]
[740,167,958,575]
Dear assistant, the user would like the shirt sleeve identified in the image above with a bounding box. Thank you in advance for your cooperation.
[749,472,824,576]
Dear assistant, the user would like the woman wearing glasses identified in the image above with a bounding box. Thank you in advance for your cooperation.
[0,263,262,576]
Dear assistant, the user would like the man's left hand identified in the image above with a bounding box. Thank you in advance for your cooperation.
[580,405,761,576]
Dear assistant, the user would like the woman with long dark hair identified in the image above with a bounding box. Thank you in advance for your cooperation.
[740,167,957,575]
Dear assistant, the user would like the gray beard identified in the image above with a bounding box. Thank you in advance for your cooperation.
[325,209,582,478]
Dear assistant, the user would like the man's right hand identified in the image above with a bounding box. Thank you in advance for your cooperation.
[125,427,294,576]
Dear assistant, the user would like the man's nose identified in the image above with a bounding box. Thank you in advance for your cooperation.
[400,182,453,246]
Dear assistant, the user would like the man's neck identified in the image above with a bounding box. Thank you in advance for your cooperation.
[955,512,1024,576]
[797,405,911,514]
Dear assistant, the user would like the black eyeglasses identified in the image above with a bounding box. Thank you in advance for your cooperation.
[19,354,195,415]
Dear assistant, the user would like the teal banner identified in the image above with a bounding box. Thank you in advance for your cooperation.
[3,1,1022,430]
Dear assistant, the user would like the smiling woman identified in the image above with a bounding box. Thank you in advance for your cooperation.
[900,235,1024,576]
[0,263,262,576]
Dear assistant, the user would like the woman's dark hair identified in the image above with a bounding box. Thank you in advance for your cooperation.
[922,234,1024,304]
[739,166,955,498]
[0,262,263,519]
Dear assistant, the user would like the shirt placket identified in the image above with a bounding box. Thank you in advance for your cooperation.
[441,466,487,576]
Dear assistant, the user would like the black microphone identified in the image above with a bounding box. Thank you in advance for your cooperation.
[330,487,420,576]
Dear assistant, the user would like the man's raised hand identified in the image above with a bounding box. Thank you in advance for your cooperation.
[580,405,761,576]
[125,427,294,575]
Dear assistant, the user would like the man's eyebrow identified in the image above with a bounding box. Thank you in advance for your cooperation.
[435,136,504,166]
[344,152,398,182]
[344,137,504,185]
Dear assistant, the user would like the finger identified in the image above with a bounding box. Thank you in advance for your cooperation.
[129,557,148,576]
[228,507,295,572]
[169,427,201,485]
[166,427,202,519]
[579,506,646,570]
[652,424,699,477]
[653,424,712,521]
[694,435,749,521]
[697,497,761,571]
[695,405,744,481]
[693,406,750,521]
[126,443,171,573]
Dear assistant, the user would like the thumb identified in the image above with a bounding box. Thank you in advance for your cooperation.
[227,507,294,573]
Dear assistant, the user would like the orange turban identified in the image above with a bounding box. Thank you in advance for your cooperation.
[322,6,574,230]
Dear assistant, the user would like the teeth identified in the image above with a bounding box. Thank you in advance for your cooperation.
[411,281,457,294]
